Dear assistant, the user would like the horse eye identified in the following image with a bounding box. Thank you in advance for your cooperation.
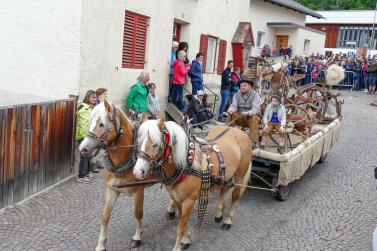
[152,143,158,148]
[99,123,104,127]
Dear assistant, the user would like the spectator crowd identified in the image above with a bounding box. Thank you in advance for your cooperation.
[76,41,377,183]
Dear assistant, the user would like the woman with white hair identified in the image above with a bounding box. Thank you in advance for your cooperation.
[126,71,150,114]
[172,50,191,112]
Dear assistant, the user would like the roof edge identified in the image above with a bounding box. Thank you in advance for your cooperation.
[264,0,324,19]
[267,22,327,35]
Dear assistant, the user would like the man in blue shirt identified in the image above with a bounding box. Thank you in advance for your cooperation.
[168,41,179,102]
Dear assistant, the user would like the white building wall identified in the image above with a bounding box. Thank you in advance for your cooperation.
[249,0,306,56]
[295,29,326,56]
[79,0,250,110]
[0,0,82,101]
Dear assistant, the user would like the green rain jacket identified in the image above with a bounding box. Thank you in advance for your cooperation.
[126,80,149,113]
[75,103,93,141]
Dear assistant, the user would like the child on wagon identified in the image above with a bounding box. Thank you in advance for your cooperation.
[260,92,286,154]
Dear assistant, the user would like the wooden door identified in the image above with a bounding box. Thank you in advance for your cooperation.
[276,35,289,49]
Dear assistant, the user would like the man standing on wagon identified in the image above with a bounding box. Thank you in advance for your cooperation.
[227,79,261,149]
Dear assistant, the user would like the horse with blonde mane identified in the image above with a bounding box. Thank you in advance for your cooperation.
[133,118,252,251]
[79,101,158,251]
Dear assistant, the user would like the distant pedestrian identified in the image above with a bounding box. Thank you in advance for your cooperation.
[147,83,160,119]
[76,90,97,183]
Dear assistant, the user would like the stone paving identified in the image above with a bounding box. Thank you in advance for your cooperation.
[1,90,377,251]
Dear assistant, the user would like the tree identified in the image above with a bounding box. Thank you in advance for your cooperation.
[298,0,376,10]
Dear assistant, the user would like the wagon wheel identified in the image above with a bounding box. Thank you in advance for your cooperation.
[272,177,293,201]
[294,86,328,123]
[269,104,313,148]
[273,183,293,201]
[277,76,298,102]
[322,92,343,122]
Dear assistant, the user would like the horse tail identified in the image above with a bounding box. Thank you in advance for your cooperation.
[240,162,251,196]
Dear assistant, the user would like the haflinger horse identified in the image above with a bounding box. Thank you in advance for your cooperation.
[78,100,158,251]
[133,117,252,251]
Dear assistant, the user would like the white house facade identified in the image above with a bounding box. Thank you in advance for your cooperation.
[250,0,326,57]
[1,0,326,111]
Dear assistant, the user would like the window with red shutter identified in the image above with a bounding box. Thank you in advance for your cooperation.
[199,34,209,73]
[122,11,148,69]
[217,40,227,75]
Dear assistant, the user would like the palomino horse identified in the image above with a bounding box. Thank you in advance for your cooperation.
[133,118,252,251]
[79,101,155,251]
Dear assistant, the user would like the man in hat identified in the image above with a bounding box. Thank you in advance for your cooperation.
[260,91,286,154]
[227,79,261,148]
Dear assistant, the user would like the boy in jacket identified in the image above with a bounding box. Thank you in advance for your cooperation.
[260,92,286,154]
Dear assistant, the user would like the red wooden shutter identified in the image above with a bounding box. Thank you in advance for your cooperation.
[122,11,148,69]
[199,34,209,73]
[217,39,227,75]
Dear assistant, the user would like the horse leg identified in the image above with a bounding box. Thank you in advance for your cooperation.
[166,198,177,220]
[96,188,120,251]
[131,188,144,248]
[222,164,251,231]
[221,186,241,231]
[215,187,228,223]
[181,224,194,250]
[172,198,195,251]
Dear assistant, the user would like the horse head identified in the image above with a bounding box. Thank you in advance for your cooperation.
[133,117,166,180]
[134,117,189,180]
[79,100,125,157]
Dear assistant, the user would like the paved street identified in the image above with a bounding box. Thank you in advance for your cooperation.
[1,90,377,251]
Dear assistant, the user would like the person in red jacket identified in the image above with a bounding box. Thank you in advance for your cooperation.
[172,50,191,112]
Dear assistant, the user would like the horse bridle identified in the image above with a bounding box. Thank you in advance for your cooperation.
[137,125,171,170]
[86,105,124,150]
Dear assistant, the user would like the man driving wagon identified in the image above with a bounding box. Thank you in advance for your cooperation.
[226,79,262,149]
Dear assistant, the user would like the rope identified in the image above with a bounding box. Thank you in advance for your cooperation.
[233,183,275,192]
[190,115,222,127]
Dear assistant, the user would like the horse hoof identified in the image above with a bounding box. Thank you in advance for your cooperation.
[181,243,191,250]
[166,211,176,220]
[131,239,142,248]
[214,216,223,223]
[221,223,232,231]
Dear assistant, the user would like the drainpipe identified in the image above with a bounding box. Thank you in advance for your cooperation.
[370,2,377,50]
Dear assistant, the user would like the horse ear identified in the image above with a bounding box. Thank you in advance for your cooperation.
[157,115,165,129]
[104,100,111,112]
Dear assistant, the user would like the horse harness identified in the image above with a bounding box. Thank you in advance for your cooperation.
[86,105,140,176]
[136,123,234,227]
[137,123,233,188]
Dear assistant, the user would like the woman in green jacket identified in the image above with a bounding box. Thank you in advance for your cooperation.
[126,71,150,114]
[76,90,97,183]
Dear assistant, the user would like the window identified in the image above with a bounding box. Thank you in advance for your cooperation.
[336,26,375,49]
[206,37,217,73]
[173,23,181,42]
[199,34,227,74]
[304,39,310,52]
[256,31,265,48]
[122,11,148,69]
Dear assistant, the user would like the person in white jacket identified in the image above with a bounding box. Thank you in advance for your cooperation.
[260,92,286,154]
